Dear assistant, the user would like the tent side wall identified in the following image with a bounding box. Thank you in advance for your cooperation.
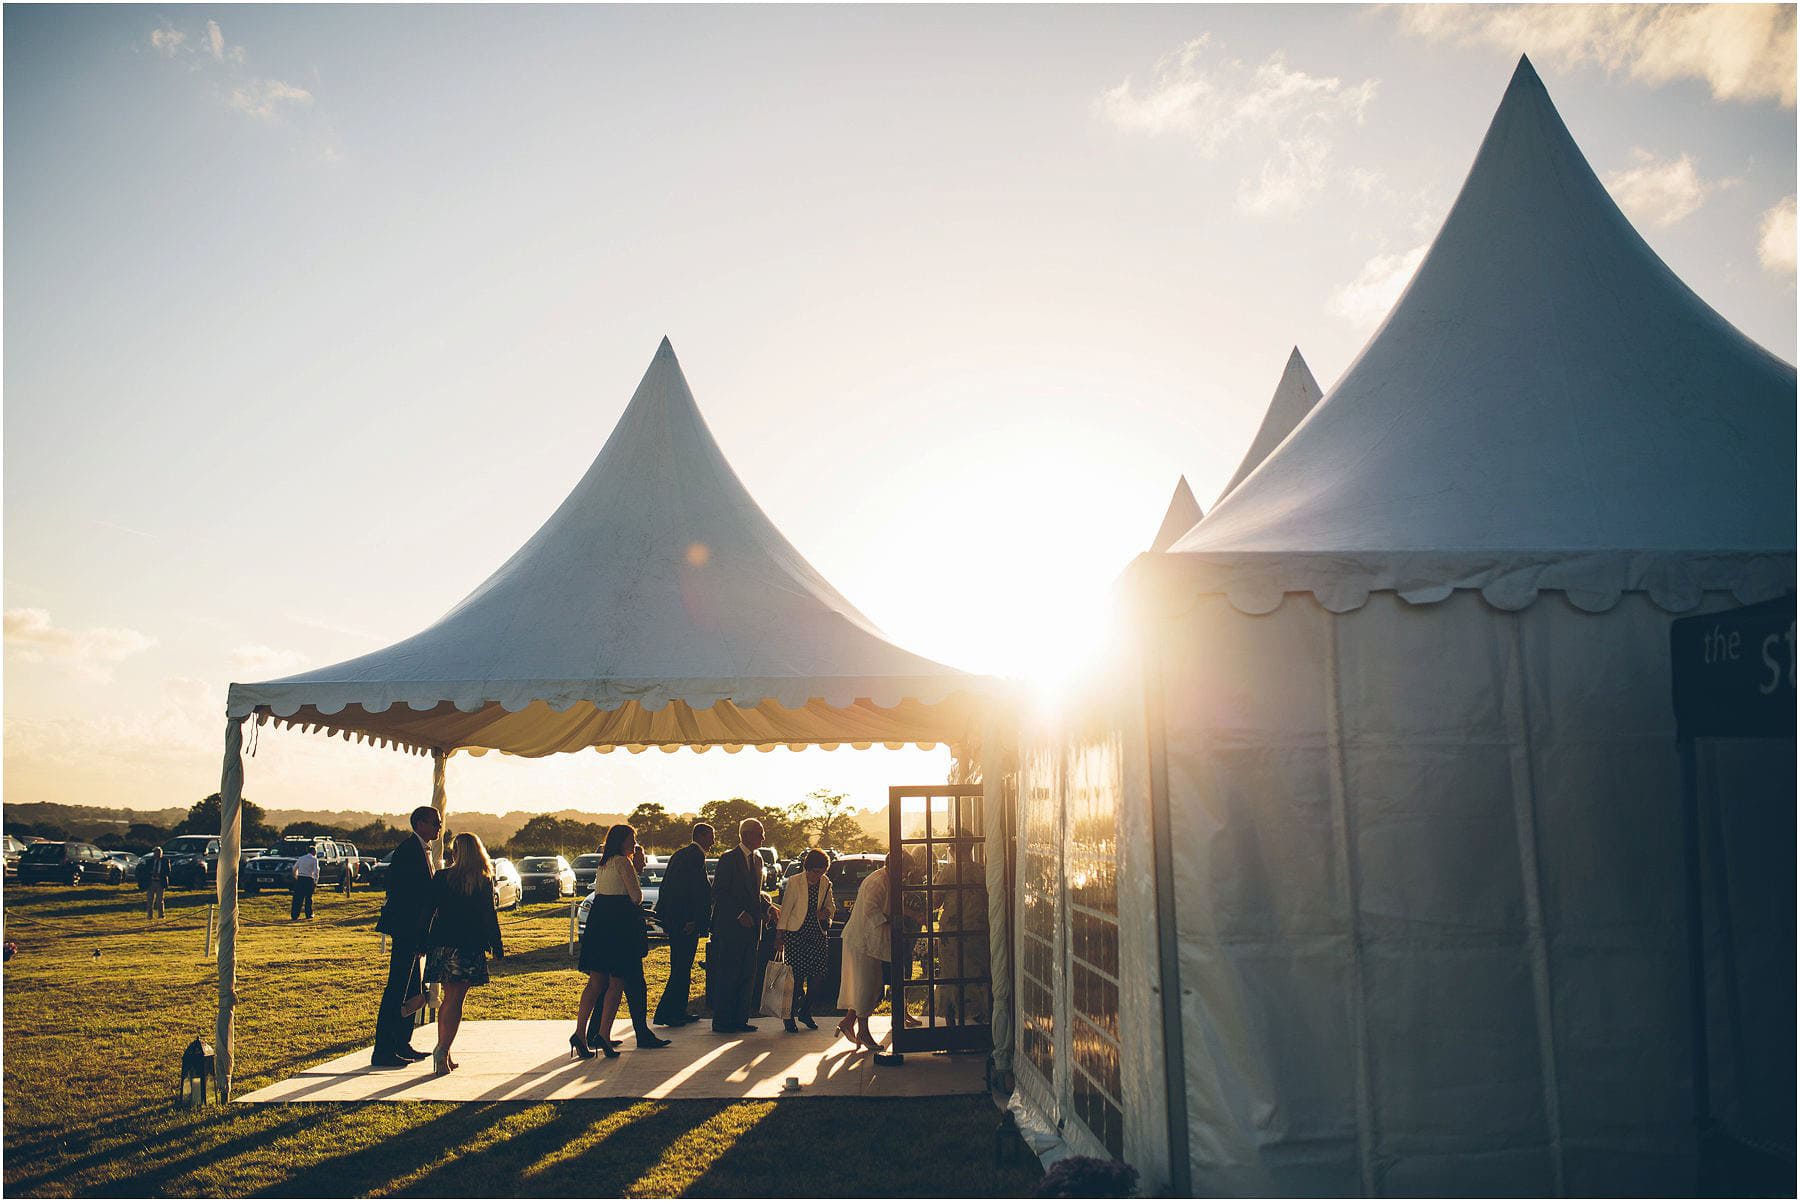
[1010,688,1170,1184]
[1153,587,1741,1196]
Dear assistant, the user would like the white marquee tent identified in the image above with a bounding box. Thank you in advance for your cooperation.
[215,340,1003,1094]
[1149,477,1204,554]
[1005,56,1794,1196]
[1211,346,1322,508]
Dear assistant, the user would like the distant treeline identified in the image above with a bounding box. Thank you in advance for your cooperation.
[5,792,889,860]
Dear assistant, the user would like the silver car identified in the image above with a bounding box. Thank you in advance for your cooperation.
[492,858,523,911]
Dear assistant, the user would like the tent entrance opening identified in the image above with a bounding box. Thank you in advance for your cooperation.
[887,784,991,1055]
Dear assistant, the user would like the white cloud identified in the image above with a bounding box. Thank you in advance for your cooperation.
[149,25,187,56]
[227,78,314,120]
[1101,37,1378,215]
[230,645,313,679]
[4,609,158,679]
[1758,196,1796,273]
[1329,243,1430,327]
[1396,5,1796,108]
[145,19,314,122]
[1603,149,1738,228]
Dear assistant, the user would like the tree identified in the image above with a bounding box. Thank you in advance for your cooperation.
[509,815,608,860]
[626,803,678,851]
[175,794,277,844]
[697,797,767,843]
[281,821,337,839]
[804,788,868,851]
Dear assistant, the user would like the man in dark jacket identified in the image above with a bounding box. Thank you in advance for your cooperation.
[652,822,716,1026]
[371,805,441,1066]
[708,818,776,1033]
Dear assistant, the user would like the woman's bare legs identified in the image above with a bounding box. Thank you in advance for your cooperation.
[435,982,471,1071]
[572,972,607,1052]
[596,979,625,1047]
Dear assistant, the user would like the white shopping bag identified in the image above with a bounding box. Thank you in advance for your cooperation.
[759,954,794,1018]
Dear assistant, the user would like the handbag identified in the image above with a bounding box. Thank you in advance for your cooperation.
[758,948,795,1018]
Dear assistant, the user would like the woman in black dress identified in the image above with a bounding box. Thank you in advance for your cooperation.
[424,833,505,1076]
[570,823,671,1057]
[774,848,835,1032]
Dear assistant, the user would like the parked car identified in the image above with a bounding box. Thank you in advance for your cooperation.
[105,851,143,881]
[163,835,222,889]
[755,846,780,890]
[517,855,576,900]
[639,861,666,912]
[825,853,888,929]
[4,834,31,878]
[576,887,666,939]
[368,851,394,890]
[241,837,356,895]
[572,853,603,892]
[18,841,118,885]
[492,858,523,911]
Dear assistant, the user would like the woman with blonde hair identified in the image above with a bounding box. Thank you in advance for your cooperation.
[423,832,505,1075]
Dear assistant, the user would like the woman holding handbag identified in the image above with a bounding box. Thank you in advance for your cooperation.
[423,833,505,1076]
[774,849,835,1032]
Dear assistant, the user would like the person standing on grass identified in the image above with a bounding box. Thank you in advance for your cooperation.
[290,847,320,921]
[708,818,777,1034]
[652,821,715,1027]
[775,848,834,1032]
[423,832,505,1076]
[371,805,441,1067]
[574,824,672,1056]
[143,847,168,920]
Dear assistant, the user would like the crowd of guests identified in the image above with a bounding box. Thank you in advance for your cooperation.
[368,805,967,1073]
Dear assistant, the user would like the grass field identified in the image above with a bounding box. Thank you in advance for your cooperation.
[2,881,1041,1197]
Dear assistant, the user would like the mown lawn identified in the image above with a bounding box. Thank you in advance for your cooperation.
[2,881,1040,1197]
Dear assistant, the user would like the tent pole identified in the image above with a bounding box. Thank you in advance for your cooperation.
[216,716,246,1100]
[1142,648,1193,1196]
[430,749,448,869]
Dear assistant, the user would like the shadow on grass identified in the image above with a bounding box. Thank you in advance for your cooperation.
[262,1102,558,1197]
[9,1107,322,1196]
[488,944,587,978]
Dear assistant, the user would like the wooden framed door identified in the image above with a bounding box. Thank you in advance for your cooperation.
[888,784,992,1054]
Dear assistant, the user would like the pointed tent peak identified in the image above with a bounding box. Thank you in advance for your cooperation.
[1150,475,1204,553]
[656,335,676,357]
[1212,347,1326,507]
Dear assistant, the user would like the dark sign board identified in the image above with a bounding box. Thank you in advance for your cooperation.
[1670,596,1796,740]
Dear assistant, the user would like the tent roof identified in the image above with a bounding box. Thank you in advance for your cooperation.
[1156,56,1795,615]
[1148,477,1204,553]
[1211,346,1323,507]
[227,339,998,755]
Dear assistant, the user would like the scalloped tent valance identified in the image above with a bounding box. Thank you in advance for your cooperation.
[225,338,1002,754]
[1162,57,1796,612]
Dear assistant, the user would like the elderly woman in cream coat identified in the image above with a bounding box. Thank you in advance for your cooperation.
[773,849,835,1032]
[835,851,918,1051]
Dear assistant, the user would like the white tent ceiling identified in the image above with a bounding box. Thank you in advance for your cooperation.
[1166,57,1795,614]
[226,339,998,755]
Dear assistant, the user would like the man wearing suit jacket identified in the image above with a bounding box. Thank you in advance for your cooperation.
[371,805,441,1066]
[652,821,716,1027]
[708,818,776,1033]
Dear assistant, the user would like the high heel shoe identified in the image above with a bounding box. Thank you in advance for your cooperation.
[431,1047,450,1076]
[569,1033,597,1061]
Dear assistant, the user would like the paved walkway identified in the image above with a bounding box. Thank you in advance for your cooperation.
[237,1017,985,1103]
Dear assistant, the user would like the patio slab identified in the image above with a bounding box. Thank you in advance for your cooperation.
[236,1016,985,1103]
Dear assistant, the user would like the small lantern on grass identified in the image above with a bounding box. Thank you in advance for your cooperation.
[179,1039,214,1108]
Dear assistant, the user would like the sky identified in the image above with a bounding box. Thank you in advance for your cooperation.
[5,3,1795,818]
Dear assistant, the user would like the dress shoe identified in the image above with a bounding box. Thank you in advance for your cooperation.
[395,1046,430,1062]
[370,1053,410,1068]
[797,1015,818,1030]
[636,1034,672,1049]
[682,1012,702,1023]
[783,1019,799,1033]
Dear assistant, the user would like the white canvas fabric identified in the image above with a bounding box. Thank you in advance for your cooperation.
[1018,56,1795,1196]
[1171,58,1795,609]
[1211,347,1323,507]
[226,340,997,754]
[1148,477,1204,554]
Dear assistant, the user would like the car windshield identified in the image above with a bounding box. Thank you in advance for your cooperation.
[520,857,558,871]
[829,861,883,891]
[22,844,63,862]
[574,855,601,868]
[640,867,665,886]
[166,837,216,855]
[272,840,317,857]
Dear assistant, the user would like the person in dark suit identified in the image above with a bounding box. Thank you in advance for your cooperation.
[652,821,716,1027]
[708,818,776,1033]
[372,805,442,1066]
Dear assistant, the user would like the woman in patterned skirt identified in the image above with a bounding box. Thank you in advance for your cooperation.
[775,848,835,1031]
[423,833,505,1076]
